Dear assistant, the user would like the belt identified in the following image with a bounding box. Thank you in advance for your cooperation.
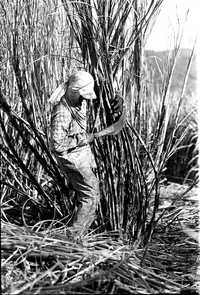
[54,146,86,157]
[67,143,88,154]
[67,146,78,153]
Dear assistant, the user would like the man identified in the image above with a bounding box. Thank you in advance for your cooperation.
[49,70,123,238]
[50,70,99,238]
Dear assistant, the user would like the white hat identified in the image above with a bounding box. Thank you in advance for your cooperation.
[49,71,96,105]
[67,71,96,100]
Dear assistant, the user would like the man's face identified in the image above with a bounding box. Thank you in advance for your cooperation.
[66,90,85,107]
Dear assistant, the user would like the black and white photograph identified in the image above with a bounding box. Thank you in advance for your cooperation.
[1,0,199,294]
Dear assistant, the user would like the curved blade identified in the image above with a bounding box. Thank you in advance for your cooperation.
[94,109,126,138]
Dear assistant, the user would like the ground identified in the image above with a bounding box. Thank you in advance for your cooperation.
[1,182,199,294]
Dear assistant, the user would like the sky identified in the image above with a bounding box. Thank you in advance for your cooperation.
[145,0,199,51]
[145,1,200,175]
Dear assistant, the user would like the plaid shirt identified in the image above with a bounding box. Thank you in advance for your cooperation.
[50,98,88,156]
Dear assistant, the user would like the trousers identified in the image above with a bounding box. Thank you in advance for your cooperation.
[56,146,100,236]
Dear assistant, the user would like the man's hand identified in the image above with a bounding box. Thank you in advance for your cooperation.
[86,133,95,143]
[77,133,95,148]
[111,92,123,122]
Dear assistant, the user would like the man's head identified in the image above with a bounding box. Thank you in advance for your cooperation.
[66,71,96,107]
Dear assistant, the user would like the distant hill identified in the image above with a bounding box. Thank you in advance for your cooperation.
[144,49,197,98]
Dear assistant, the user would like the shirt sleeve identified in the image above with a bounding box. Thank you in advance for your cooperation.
[50,101,72,155]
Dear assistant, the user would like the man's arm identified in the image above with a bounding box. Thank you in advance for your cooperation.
[50,101,72,155]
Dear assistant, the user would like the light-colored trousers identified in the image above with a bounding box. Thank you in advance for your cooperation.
[56,145,100,236]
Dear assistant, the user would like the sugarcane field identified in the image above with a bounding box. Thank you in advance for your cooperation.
[0,0,199,294]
